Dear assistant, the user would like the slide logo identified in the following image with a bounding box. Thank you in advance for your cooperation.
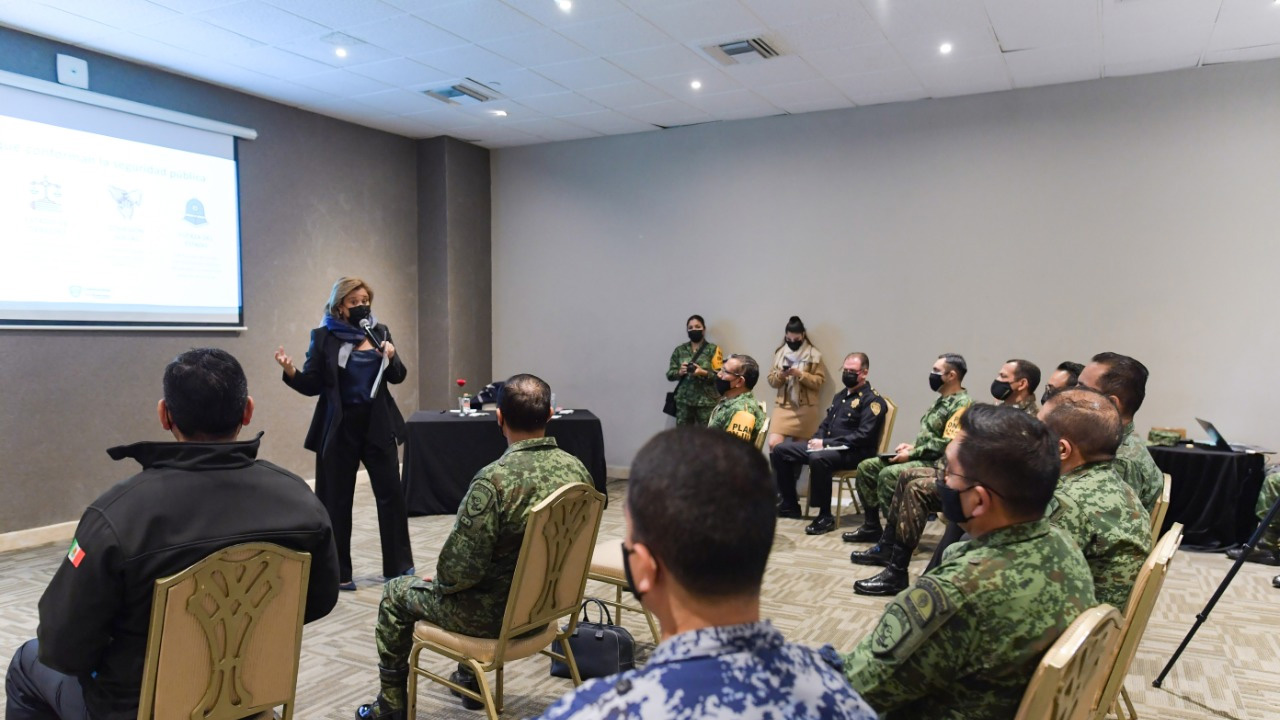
[108,186,142,219]
[184,198,207,225]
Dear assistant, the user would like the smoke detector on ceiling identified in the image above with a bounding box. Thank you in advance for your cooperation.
[423,80,501,106]
[702,37,781,66]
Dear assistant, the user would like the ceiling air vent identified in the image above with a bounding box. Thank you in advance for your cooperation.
[423,80,499,106]
[703,37,780,66]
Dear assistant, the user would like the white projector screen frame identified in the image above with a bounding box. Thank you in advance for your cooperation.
[0,70,256,331]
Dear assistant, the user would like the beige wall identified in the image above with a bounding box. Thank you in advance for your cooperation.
[492,58,1280,469]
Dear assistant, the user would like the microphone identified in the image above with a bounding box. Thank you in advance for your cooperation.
[358,317,385,352]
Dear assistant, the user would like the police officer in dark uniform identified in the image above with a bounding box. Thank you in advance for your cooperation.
[773,352,885,535]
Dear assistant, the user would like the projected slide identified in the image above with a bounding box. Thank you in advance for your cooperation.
[0,113,242,327]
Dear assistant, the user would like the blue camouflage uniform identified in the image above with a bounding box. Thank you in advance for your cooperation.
[533,621,877,720]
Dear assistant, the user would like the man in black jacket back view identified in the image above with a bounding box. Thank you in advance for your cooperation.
[6,348,340,720]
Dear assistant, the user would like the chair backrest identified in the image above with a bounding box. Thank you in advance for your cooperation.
[1090,523,1184,720]
[497,482,606,647]
[1149,474,1172,547]
[1014,605,1124,720]
[877,395,898,454]
[137,542,311,720]
[754,410,771,451]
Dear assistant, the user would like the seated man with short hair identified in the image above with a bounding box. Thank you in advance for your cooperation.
[838,404,1096,719]
[707,353,765,445]
[1041,360,1084,405]
[358,374,591,720]
[1078,352,1162,512]
[6,348,339,720]
[535,427,876,719]
[1041,387,1151,610]
[990,358,1041,415]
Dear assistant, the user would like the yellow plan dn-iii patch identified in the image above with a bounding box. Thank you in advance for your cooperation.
[728,410,758,441]
[943,405,968,439]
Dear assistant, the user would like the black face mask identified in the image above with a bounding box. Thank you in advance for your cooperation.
[785,339,803,351]
[621,543,644,601]
[842,371,860,388]
[714,376,733,395]
[688,330,704,343]
[936,475,974,525]
[347,304,371,326]
[1041,386,1059,406]
[990,379,1012,401]
[929,372,944,392]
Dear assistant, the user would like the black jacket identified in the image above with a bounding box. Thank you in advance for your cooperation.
[36,434,339,720]
[814,383,887,452]
[282,324,408,458]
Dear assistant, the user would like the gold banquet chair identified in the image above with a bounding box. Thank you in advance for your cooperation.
[754,400,771,452]
[822,395,898,528]
[1014,604,1124,720]
[587,539,661,643]
[407,483,606,720]
[137,542,311,720]
[1149,475,1172,548]
[1091,523,1184,720]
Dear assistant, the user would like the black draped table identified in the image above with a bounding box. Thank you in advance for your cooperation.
[402,409,607,516]
[1148,445,1267,550]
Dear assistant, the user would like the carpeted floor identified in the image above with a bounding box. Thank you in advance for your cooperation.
[2,477,1277,719]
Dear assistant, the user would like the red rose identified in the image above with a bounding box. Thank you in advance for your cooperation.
[456,378,466,387]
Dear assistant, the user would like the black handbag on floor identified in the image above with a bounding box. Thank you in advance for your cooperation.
[549,599,636,680]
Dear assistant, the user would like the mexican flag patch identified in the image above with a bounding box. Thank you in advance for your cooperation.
[67,539,85,568]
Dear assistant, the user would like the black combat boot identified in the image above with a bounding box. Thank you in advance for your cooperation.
[842,506,882,543]
[853,544,911,596]
[850,523,897,565]
[449,664,485,710]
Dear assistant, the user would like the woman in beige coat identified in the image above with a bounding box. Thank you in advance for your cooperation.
[765,316,828,450]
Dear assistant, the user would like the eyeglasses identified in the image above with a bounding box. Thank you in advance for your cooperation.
[937,463,1003,497]
[718,368,743,378]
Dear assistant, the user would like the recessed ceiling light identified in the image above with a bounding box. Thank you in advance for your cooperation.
[939,42,953,55]
[556,0,572,11]
[334,47,348,58]
[491,110,508,117]
[690,80,702,90]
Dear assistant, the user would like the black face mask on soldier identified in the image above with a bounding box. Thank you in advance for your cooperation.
[936,475,975,524]
[929,371,945,392]
[990,379,1012,401]
[714,376,733,395]
[786,339,803,351]
[688,330,704,343]
[621,543,644,601]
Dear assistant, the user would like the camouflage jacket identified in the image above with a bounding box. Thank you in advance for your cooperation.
[1048,460,1151,611]
[906,389,972,463]
[536,621,877,720]
[842,518,1096,720]
[1114,422,1164,513]
[431,437,590,614]
[666,341,724,408]
[707,390,766,445]
[1005,394,1039,417]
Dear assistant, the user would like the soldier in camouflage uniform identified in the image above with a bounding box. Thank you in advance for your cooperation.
[706,354,766,446]
[1078,352,1163,512]
[990,358,1041,417]
[666,315,724,427]
[845,353,971,544]
[357,374,591,720]
[535,428,877,720]
[1041,388,1151,611]
[835,404,1097,720]
[1227,468,1280,567]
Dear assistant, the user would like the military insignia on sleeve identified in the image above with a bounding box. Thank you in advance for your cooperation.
[728,410,757,441]
[943,406,968,439]
[870,401,881,416]
[870,604,911,657]
[905,576,953,627]
[465,482,496,519]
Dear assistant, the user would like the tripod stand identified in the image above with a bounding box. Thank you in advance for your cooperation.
[1153,486,1280,688]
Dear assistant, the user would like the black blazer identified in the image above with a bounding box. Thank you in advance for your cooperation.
[282,324,408,458]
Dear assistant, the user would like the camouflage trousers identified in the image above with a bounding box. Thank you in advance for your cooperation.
[1256,472,1280,547]
[375,577,503,708]
[854,457,932,510]
[883,467,943,552]
[676,403,714,427]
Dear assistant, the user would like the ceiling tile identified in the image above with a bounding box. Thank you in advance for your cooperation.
[531,57,634,89]
[505,116,603,141]
[78,31,205,70]
[624,99,714,127]
[292,69,394,95]
[381,0,460,14]
[145,0,240,11]
[503,0,629,28]
[860,0,994,41]
[133,16,265,55]
[276,35,396,66]
[1102,0,1219,37]
[414,0,543,42]
[984,0,1099,52]
[806,43,905,77]
[1102,26,1214,67]
[773,9,885,53]
[350,88,442,113]
[889,24,1002,67]
[913,54,1011,97]
[44,0,181,31]
[555,13,672,55]
[346,57,453,86]
[262,0,404,28]
[1207,1,1280,53]
[399,107,488,131]
[577,80,672,108]
[752,77,847,111]
[413,44,522,77]
[513,91,604,116]
[0,3,117,43]
[470,67,567,96]
[196,1,328,45]
[359,113,443,137]
[1204,43,1280,66]
[299,95,390,122]
[647,67,741,97]
[828,66,927,104]
[344,15,467,55]
[723,54,822,85]
[484,30,593,66]
[739,0,848,28]
[683,87,780,118]
[633,0,764,43]
[610,43,716,77]
[225,46,335,79]
[1104,53,1200,78]
[1003,43,1100,88]
[559,110,657,135]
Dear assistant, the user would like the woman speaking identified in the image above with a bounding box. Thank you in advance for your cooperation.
[275,277,415,591]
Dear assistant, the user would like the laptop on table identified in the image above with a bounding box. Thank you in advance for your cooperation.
[1194,418,1274,454]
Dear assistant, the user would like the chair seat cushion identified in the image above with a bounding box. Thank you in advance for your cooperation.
[589,540,624,579]
[413,621,557,664]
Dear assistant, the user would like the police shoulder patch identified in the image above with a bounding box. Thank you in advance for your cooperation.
[852,397,860,408]
[870,401,881,416]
